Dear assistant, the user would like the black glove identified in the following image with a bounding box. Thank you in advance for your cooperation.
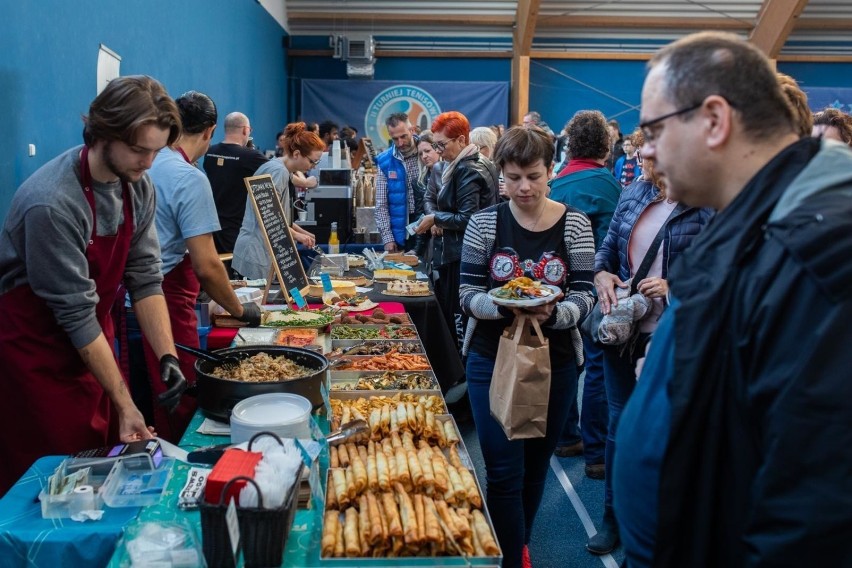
[236,302,262,327]
[158,354,187,412]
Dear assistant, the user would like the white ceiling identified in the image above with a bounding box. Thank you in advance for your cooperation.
[282,0,852,55]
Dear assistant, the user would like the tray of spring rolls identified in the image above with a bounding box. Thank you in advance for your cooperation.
[329,353,432,373]
[322,395,502,564]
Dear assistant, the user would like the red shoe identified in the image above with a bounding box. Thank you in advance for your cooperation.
[522,544,533,568]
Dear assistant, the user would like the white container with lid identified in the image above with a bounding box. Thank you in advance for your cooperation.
[230,393,312,444]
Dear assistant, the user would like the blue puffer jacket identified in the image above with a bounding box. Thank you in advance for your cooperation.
[376,146,410,245]
[595,179,713,281]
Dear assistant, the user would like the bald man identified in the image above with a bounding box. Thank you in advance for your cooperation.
[203,112,268,253]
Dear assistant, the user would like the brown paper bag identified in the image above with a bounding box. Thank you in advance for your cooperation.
[489,314,551,440]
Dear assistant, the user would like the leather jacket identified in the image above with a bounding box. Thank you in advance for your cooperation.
[427,153,498,267]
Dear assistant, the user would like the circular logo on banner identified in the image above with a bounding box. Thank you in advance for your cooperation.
[365,85,442,146]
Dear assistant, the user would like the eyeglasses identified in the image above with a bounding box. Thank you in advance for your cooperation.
[308,157,321,166]
[431,140,449,152]
[243,125,253,133]
[639,103,702,143]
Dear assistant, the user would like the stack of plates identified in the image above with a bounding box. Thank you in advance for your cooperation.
[230,393,312,444]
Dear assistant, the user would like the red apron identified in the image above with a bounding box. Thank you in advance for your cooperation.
[142,254,200,442]
[0,147,134,493]
[141,146,200,442]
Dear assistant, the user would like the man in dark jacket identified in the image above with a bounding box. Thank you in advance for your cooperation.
[614,31,852,568]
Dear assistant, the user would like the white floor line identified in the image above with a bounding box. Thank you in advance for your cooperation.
[550,456,620,568]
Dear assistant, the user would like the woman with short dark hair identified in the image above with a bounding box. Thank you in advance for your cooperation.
[459,126,595,568]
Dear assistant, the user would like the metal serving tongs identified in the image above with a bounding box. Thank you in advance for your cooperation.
[175,342,243,367]
[326,419,370,447]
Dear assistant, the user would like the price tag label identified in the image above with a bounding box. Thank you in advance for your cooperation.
[320,273,333,293]
[226,497,241,562]
[289,287,307,309]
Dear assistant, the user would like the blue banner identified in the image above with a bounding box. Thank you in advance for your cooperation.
[804,87,852,113]
[301,80,509,151]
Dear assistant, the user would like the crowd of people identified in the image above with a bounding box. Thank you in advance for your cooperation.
[0,30,850,568]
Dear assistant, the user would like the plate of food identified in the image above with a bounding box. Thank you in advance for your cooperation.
[261,308,335,329]
[488,277,561,307]
[323,294,379,312]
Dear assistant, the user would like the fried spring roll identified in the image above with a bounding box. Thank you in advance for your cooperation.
[330,445,340,468]
[389,403,399,432]
[332,468,349,508]
[472,510,500,555]
[402,430,416,452]
[349,444,368,493]
[380,404,391,434]
[369,408,382,439]
[357,444,368,464]
[444,420,460,445]
[415,445,436,489]
[447,464,467,503]
[422,496,443,544]
[381,491,404,537]
[367,449,379,491]
[365,492,384,545]
[334,511,346,557]
[453,506,472,537]
[396,402,408,430]
[425,410,436,438]
[394,483,418,545]
[448,444,463,469]
[321,510,339,557]
[470,522,486,556]
[345,467,357,500]
[435,418,448,447]
[341,404,352,427]
[326,474,338,509]
[430,453,449,493]
[338,443,351,467]
[458,466,482,508]
[435,498,462,540]
[415,403,426,434]
[375,447,391,490]
[390,430,403,449]
[358,495,371,555]
[343,506,361,557]
[394,446,412,489]
[413,493,427,545]
[406,449,424,489]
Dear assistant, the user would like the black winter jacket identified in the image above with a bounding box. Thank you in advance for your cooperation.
[427,153,498,267]
[595,179,712,280]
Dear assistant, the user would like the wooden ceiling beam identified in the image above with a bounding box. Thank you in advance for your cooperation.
[287,12,514,27]
[750,0,810,58]
[535,15,752,30]
[514,0,542,56]
[794,17,852,30]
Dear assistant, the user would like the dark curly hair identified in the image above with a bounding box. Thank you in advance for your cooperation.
[813,107,852,146]
[566,110,610,161]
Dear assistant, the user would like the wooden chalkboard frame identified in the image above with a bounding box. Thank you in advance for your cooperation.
[352,137,378,169]
[244,174,309,304]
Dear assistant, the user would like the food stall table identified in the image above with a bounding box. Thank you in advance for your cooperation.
[0,456,140,568]
[107,411,326,567]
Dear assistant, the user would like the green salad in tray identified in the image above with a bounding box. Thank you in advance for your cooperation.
[261,308,334,328]
[490,277,555,300]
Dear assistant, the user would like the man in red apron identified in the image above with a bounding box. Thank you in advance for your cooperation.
[0,76,188,495]
[143,91,261,441]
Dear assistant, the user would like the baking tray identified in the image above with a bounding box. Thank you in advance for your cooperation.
[330,338,424,352]
[329,354,432,373]
[329,324,420,341]
[320,411,501,566]
[329,370,438,391]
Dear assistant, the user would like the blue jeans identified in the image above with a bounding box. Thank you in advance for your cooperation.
[581,340,608,465]
[467,350,576,568]
[558,340,608,465]
[602,340,645,522]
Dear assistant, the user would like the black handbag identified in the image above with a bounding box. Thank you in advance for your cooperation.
[580,203,685,344]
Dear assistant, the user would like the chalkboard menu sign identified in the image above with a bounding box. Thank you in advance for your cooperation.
[244,174,308,303]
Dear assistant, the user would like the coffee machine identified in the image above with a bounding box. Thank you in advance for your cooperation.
[297,167,353,244]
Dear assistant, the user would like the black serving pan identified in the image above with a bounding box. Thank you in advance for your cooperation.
[193,345,328,421]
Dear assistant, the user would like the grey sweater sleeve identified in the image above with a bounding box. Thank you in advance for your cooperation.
[124,176,164,303]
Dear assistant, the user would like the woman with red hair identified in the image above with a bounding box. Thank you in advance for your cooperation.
[416,111,499,356]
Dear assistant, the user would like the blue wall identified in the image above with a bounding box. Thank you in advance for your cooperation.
[0,0,288,223]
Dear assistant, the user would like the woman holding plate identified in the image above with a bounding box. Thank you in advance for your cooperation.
[458,126,596,568]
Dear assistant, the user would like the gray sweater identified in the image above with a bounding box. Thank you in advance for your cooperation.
[0,145,164,348]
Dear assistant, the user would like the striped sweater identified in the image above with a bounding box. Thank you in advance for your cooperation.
[459,203,596,365]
